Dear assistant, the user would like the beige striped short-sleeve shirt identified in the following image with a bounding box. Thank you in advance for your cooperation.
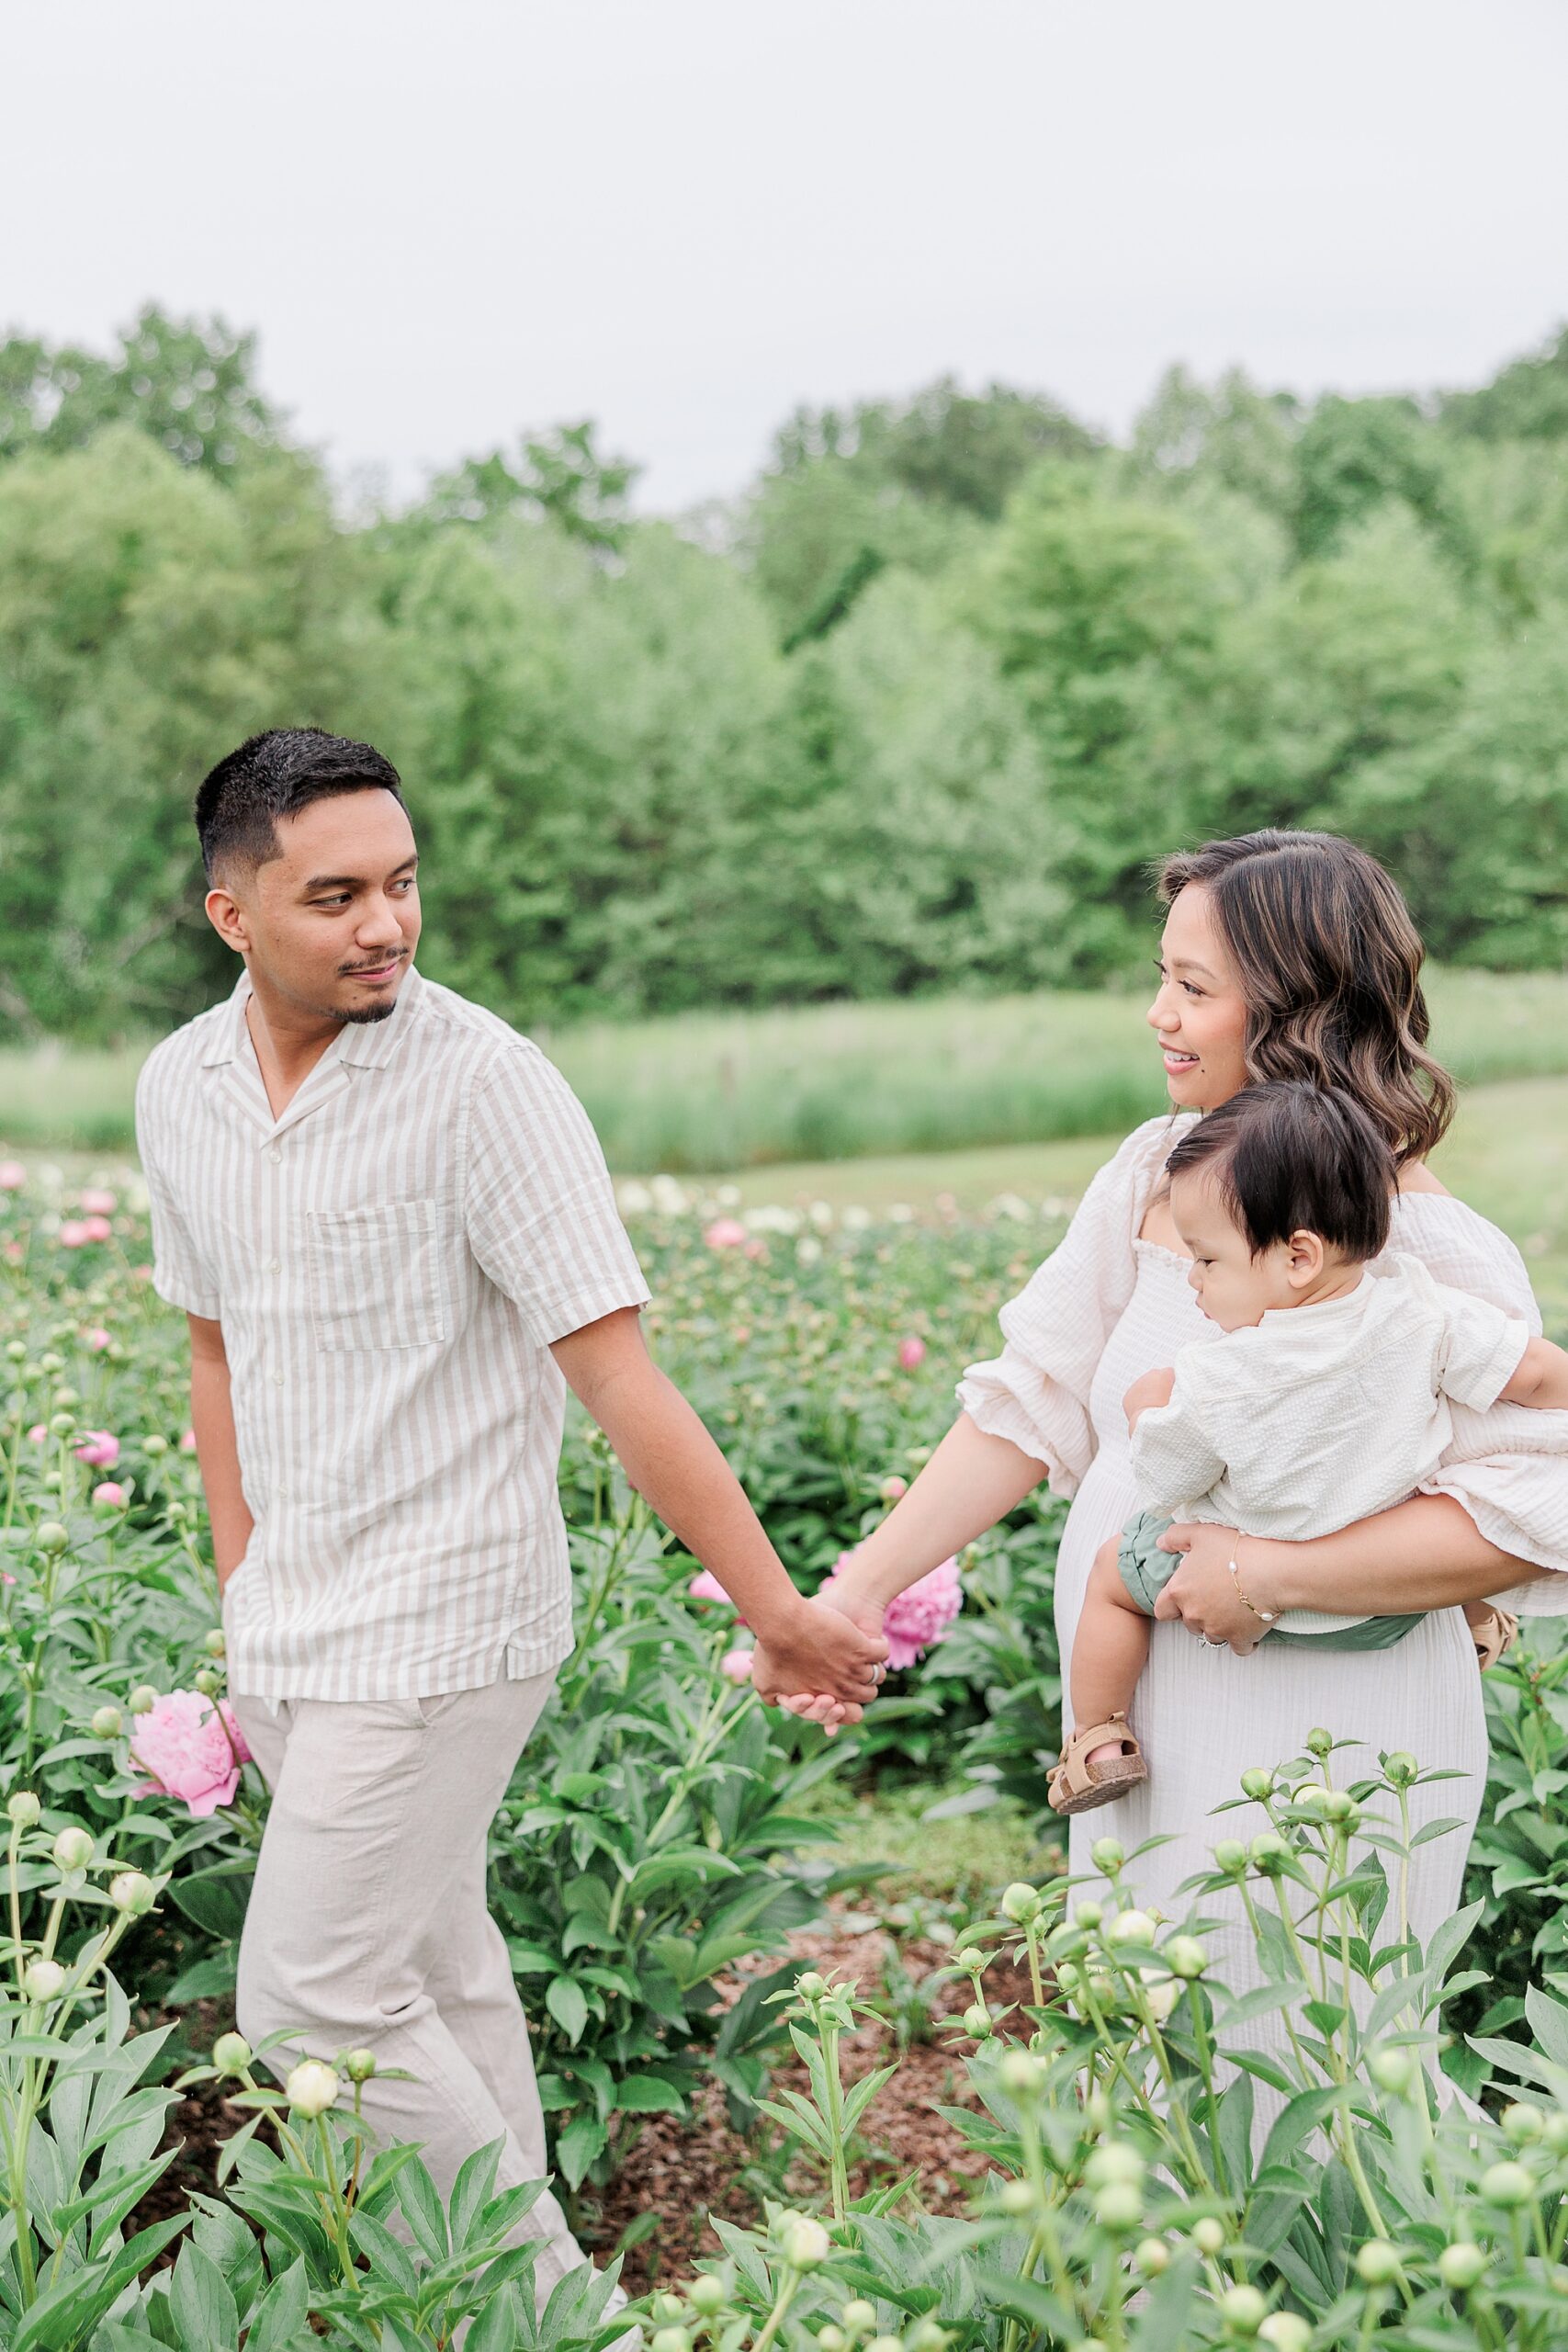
[135,968,649,1702]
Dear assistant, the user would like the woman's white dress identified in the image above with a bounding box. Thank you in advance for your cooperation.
[959,1116,1568,1976]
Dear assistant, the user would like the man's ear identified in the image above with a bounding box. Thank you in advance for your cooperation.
[1286,1227,1325,1290]
[204,879,250,956]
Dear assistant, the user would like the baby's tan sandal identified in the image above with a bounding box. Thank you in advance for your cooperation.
[1047,1713,1149,1816]
[1470,1605,1519,1672]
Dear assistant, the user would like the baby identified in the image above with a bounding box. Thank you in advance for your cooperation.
[1052,1080,1568,1816]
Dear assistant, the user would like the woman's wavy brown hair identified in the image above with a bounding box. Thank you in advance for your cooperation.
[1156,831,1455,1166]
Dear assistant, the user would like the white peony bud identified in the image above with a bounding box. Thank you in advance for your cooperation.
[285,2059,341,2117]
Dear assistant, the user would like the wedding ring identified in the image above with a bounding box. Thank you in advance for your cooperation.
[872,1663,887,1683]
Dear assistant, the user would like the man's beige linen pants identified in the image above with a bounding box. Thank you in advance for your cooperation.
[231,1675,592,2303]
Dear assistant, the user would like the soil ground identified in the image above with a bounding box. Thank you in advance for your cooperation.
[130,1911,1034,2295]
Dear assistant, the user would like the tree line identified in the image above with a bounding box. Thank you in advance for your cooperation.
[3,306,1567,1042]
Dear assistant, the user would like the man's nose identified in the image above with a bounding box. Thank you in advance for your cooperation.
[356,897,404,946]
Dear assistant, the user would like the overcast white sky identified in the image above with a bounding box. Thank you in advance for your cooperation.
[9,1,1568,510]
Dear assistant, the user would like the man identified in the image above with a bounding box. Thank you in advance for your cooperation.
[136,728,885,2311]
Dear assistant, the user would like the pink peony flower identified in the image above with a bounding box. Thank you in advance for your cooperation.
[92,1481,127,1509]
[58,1222,90,1250]
[79,1189,117,1215]
[704,1217,749,1250]
[720,1645,755,1685]
[0,1161,24,1191]
[688,1569,731,1605]
[74,1431,119,1469]
[83,1216,113,1244]
[130,1690,251,1818]
[178,1429,197,1453]
[132,1264,153,1282]
[897,1336,927,1370]
[827,1550,963,1672]
[3,1244,21,1266]
[26,1425,45,1445]
[85,1328,111,1352]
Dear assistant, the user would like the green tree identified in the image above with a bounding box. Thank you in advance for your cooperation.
[1440,324,1568,443]
[0,427,386,1038]
[423,421,638,549]
[0,305,281,482]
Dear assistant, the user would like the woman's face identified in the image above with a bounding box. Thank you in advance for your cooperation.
[1146,885,1251,1111]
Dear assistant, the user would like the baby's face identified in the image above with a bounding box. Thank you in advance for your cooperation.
[1168,1167,1304,1330]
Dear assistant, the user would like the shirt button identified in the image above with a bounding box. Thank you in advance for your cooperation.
[276,1480,289,1498]
[268,1259,282,1273]
[268,1147,282,1164]
[272,1372,285,1387]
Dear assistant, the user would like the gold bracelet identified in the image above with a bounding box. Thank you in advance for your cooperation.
[1227,1536,1277,1625]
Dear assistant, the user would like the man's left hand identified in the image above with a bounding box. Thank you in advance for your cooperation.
[1152,1521,1261,1654]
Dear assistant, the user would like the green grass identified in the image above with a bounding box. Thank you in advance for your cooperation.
[798,1773,1054,1909]
[3,966,1565,1167]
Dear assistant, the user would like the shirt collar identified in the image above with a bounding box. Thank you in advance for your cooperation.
[1258,1270,1374,1328]
[199,965,424,1070]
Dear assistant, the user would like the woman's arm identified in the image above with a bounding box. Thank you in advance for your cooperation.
[1152,1497,1549,1651]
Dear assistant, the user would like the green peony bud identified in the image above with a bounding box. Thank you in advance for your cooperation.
[108,1871,154,1916]
[6,1791,41,1828]
[1213,1838,1248,1876]
[1481,2160,1535,2208]
[1219,2283,1267,2333]
[1258,2317,1311,2352]
[1354,2240,1402,2285]
[1504,2101,1544,2145]
[1086,2142,1145,2188]
[651,2296,685,2325]
[1190,2216,1226,2255]
[650,2330,691,2352]
[999,2050,1046,2097]
[1106,1908,1156,1946]
[840,2302,877,2335]
[51,1826,94,1872]
[1000,1882,1041,1923]
[90,1705,122,1739]
[795,1970,828,2000]
[782,2217,830,2268]
[343,2047,377,2082]
[1305,1728,1333,1758]
[688,2275,727,2317]
[963,2004,992,2039]
[38,1353,63,1375]
[1321,1790,1355,1822]
[1090,1837,1124,1872]
[1543,2111,1568,2156]
[141,1433,168,1457]
[1074,1899,1102,1929]
[818,2331,847,2352]
[998,2179,1034,2215]
[212,2031,253,2075]
[1249,1833,1290,1875]
[285,2059,341,2117]
[1370,2048,1415,2095]
[194,1668,220,1697]
[1094,2182,1143,2232]
[1239,1768,1273,1800]
[1437,2241,1488,2290]
[202,1627,226,1658]
[128,1685,158,1715]
[35,1522,69,1554]
[1163,1936,1208,1979]
[906,2324,945,2352]
[1134,2236,1168,2276]
[24,1959,66,2001]
[1383,1750,1417,1786]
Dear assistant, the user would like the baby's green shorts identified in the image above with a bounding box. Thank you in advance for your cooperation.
[1115,1510,1423,1650]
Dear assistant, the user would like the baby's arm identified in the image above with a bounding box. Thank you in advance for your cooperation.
[1122,1366,1176,1430]
[1499,1335,1568,1413]
[1127,1373,1228,1516]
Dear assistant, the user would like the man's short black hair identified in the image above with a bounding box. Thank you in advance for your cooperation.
[1165,1080,1394,1262]
[195,729,404,880]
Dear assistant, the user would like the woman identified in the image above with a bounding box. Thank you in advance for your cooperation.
[753,831,1568,1974]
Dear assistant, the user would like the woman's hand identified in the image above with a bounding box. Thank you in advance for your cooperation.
[756,1585,888,1732]
[1152,1521,1268,1654]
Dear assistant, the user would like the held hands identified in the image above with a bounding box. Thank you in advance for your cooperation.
[748,1587,887,1719]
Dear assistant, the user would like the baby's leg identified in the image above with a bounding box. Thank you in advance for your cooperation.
[1075,1537,1155,1763]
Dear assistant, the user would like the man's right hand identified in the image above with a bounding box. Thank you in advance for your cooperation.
[749,1592,886,1715]
[751,1585,888,1728]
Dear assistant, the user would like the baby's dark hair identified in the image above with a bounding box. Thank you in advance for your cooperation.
[1165,1080,1394,1261]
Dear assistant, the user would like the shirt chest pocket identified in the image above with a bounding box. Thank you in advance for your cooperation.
[307,1198,449,1351]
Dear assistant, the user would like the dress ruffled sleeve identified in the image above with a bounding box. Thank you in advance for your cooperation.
[1392,1198,1568,1612]
[955,1116,1179,1498]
